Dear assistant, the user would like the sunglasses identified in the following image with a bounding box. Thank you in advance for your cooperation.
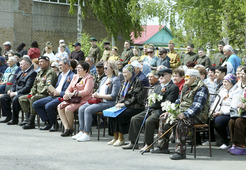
[51,66,56,68]
[148,51,154,54]
[158,73,168,77]
[159,53,164,55]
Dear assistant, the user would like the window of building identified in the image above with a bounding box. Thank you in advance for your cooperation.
[33,0,78,5]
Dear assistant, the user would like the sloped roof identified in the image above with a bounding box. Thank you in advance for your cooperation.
[131,25,164,45]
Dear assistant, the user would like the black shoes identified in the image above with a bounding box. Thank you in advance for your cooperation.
[170,153,186,160]
[7,120,18,125]
[23,115,36,129]
[0,118,11,123]
[40,124,52,130]
[61,129,73,137]
[151,148,170,154]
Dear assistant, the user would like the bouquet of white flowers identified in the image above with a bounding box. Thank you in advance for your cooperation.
[148,93,163,106]
[161,100,179,125]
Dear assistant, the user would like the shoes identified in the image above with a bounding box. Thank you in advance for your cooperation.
[40,124,52,130]
[0,118,11,123]
[61,129,73,137]
[219,144,230,150]
[49,123,59,132]
[151,148,170,154]
[227,145,235,153]
[19,113,30,126]
[108,139,117,145]
[140,144,152,153]
[170,153,186,160]
[72,131,84,140]
[122,143,139,149]
[18,120,28,126]
[113,140,125,146]
[22,115,36,129]
[7,120,18,125]
[77,133,90,142]
[230,147,246,155]
[202,141,217,146]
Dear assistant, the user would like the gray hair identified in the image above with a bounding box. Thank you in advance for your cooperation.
[61,58,71,67]
[86,57,94,64]
[22,57,32,65]
[223,45,234,53]
[8,56,17,63]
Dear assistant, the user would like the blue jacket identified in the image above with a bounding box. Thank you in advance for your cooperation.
[55,70,75,97]
[96,75,121,106]
[136,71,150,87]
[227,54,241,74]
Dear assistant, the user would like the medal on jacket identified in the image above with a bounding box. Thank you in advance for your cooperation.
[67,77,70,82]
[80,80,83,85]
[106,81,112,87]
[223,94,229,100]
[161,87,166,93]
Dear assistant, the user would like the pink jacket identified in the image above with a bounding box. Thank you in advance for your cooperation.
[65,73,94,104]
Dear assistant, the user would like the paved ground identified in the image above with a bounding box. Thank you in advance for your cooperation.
[0,119,245,170]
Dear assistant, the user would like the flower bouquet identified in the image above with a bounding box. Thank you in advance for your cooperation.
[148,93,163,106]
[238,93,246,116]
[161,100,179,125]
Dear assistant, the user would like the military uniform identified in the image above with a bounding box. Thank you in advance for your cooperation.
[168,50,180,69]
[196,55,211,68]
[89,45,101,62]
[182,52,198,66]
[19,67,58,117]
[213,52,226,67]
[101,48,111,62]
[108,55,120,62]
[120,48,134,66]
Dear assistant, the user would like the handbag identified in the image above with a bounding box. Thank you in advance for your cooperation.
[65,91,81,104]
[88,97,102,104]
[103,106,127,118]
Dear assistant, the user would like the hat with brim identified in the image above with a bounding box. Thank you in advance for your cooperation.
[185,69,200,77]
[72,42,81,47]
[103,41,110,45]
[90,37,97,42]
[3,41,11,46]
[38,56,50,61]
[158,68,172,76]
[95,61,104,68]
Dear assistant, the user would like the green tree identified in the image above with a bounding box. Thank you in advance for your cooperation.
[68,0,142,40]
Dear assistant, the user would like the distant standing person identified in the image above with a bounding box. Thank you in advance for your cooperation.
[120,40,134,66]
[168,40,180,69]
[101,41,111,62]
[196,48,211,69]
[223,45,241,74]
[28,41,41,60]
[213,41,226,67]
[57,39,71,57]
[182,44,198,66]
[70,42,85,62]
[16,43,27,57]
[89,37,101,63]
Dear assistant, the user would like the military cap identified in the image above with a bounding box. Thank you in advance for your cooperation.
[38,56,50,61]
[112,46,118,51]
[168,40,175,45]
[90,37,97,42]
[158,68,172,75]
[103,41,110,45]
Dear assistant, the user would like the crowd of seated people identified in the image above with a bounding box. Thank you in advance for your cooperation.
[0,39,246,161]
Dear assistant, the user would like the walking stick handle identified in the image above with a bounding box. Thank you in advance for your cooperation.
[141,123,177,155]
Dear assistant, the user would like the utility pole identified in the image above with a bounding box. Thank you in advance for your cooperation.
[77,0,82,42]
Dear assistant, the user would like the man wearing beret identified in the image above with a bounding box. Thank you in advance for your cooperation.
[101,41,111,62]
[18,56,58,129]
[122,68,179,151]
[167,40,180,69]
[182,44,198,66]
[89,37,101,63]
[151,69,210,160]
[212,41,226,67]
[120,40,134,66]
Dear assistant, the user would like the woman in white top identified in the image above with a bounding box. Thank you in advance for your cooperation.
[55,44,69,61]
[73,61,121,142]
[44,45,56,62]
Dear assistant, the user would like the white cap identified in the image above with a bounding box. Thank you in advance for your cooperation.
[185,69,200,77]
[3,41,11,46]
[51,62,59,68]
[59,39,65,44]
[131,60,141,68]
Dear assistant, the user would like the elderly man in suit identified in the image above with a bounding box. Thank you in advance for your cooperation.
[33,58,75,131]
[0,57,37,124]
[122,68,179,151]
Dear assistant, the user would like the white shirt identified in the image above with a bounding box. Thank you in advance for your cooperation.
[56,71,70,93]
[44,53,56,62]
[99,79,110,96]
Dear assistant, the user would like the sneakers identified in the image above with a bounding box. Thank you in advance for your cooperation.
[108,139,117,145]
[170,153,186,160]
[72,131,84,140]
[230,147,246,155]
[140,144,152,153]
[202,141,217,146]
[122,143,139,149]
[227,145,235,153]
[219,144,230,150]
[113,140,125,146]
[77,133,90,142]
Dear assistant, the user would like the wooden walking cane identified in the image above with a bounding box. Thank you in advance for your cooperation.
[141,122,177,155]
[132,106,150,151]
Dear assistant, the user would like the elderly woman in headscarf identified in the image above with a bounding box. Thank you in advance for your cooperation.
[107,64,145,146]
[211,73,238,150]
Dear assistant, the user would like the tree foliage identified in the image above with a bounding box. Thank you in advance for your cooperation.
[128,0,246,50]
[68,0,142,40]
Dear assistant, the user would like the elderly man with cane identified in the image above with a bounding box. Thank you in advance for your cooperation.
[149,69,210,160]
[122,68,179,151]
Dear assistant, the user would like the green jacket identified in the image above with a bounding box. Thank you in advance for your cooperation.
[120,48,134,66]
[89,45,101,62]
[182,52,198,65]
[30,67,57,96]
[196,55,211,68]
[213,52,226,67]
[179,79,210,124]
